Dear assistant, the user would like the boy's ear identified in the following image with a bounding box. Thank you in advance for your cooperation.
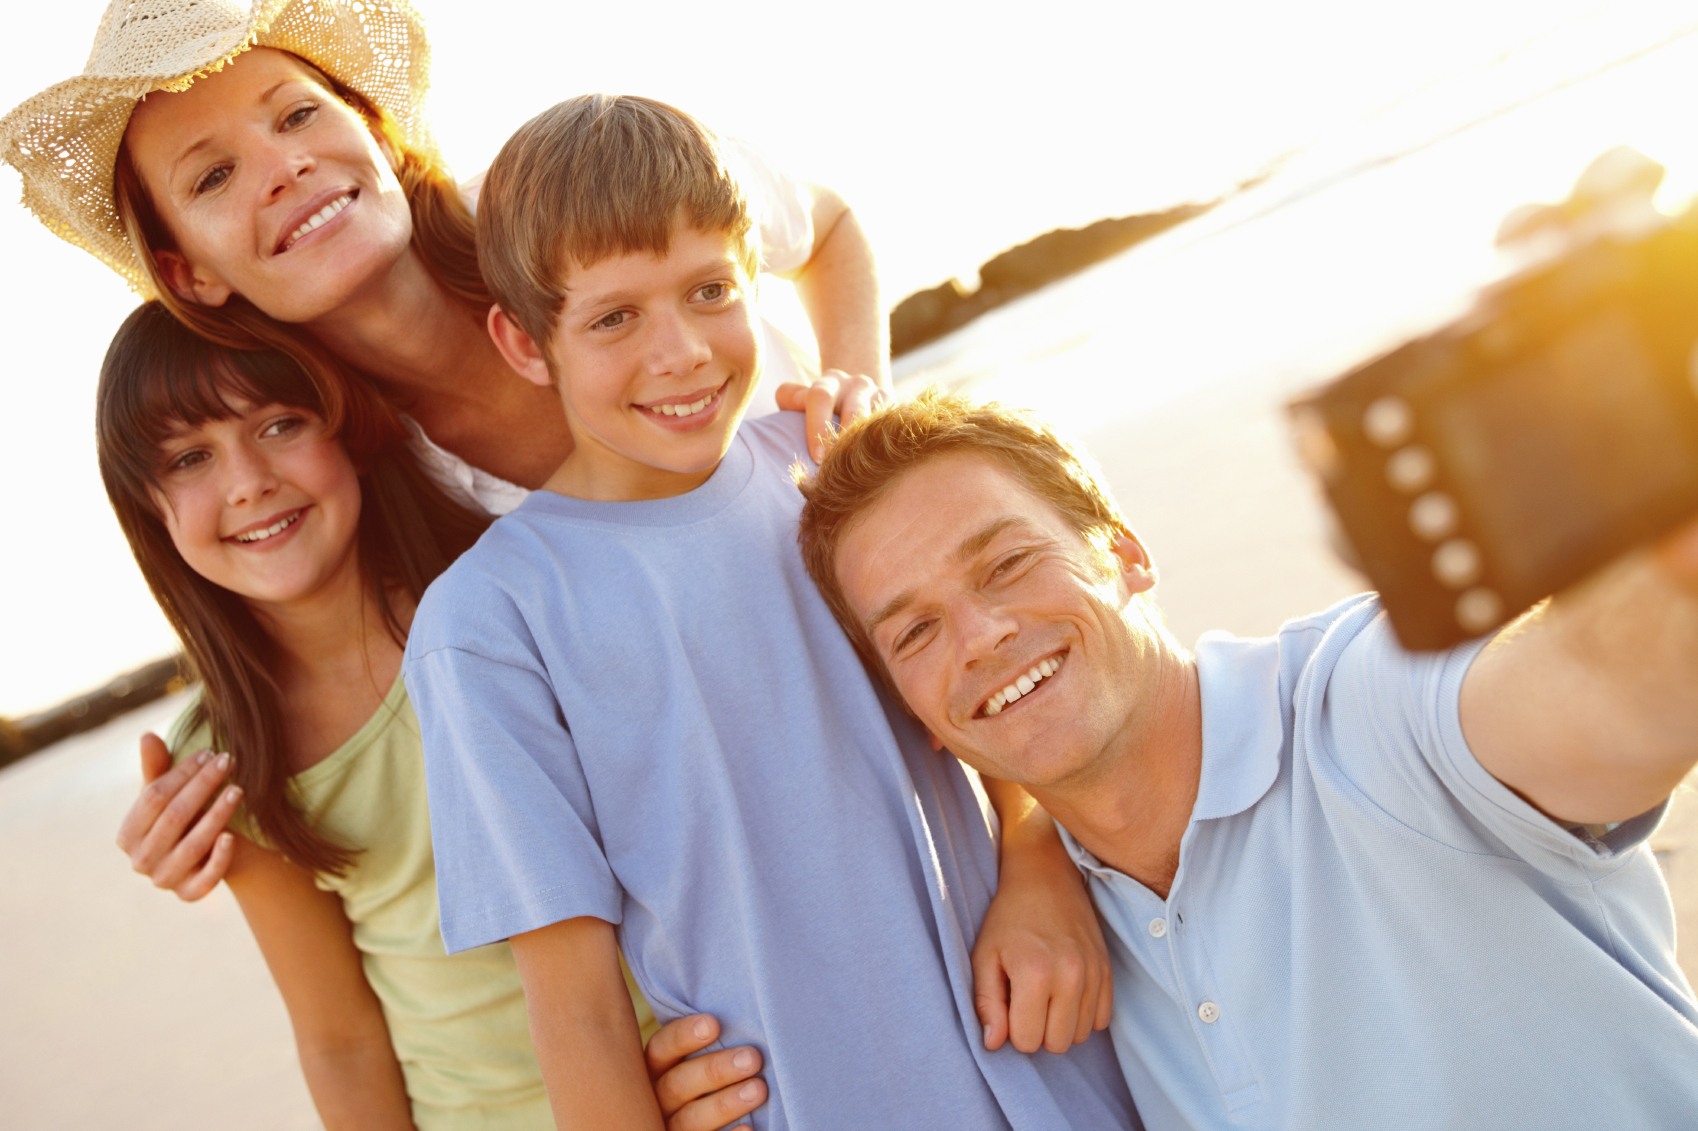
[487,305,554,387]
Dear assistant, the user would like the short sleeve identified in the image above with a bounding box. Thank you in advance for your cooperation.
[722,137,815,275]
[1316,612,1665,881]
[405,631,624,954]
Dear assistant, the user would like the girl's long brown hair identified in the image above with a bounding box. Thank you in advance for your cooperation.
[112,58,493,365]
[96,302,490,876]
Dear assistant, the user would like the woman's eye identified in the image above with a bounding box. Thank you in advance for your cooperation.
[193,165,231,196]
[281,103,318,131]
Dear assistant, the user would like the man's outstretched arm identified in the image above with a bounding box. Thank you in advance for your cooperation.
[1461,515,1698,825]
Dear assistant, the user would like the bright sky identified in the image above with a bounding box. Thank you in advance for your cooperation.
[1,0,1695,715]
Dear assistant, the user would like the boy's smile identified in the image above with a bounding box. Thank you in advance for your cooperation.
[515,222,761,503]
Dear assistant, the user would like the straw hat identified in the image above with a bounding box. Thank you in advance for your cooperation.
[0,0,435,297]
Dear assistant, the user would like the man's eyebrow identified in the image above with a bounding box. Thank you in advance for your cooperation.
[864,591,915,638]
[863,517,1033,638]
[952,516,1029,563]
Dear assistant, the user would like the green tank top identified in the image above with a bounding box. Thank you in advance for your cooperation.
[170,676,659,1130]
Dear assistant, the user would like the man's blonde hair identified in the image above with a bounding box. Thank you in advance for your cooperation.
[476,94,757,369]
[797,388,1141,684]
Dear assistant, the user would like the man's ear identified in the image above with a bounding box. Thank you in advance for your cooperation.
[487,305,554,387]
[154,249,232,307]
[1110,529,1157,597]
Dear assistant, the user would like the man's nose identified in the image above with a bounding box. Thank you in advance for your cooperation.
[954,595,1019,665]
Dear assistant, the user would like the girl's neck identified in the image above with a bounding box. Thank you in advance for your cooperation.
[246,548,413,774]
[300,247,577,489]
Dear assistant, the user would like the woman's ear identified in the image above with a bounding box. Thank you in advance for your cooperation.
[486,305,554,387]
[153,249,233,308]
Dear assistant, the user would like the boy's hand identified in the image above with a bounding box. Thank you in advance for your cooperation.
[971,789,1113,1055]
[646,1013,767,1131]
[775,369,891,462]
[115,732,241,900]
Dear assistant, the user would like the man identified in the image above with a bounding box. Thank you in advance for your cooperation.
[797,390,1698,1130]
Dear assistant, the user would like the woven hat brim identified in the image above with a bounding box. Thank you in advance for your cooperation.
[0,0,435,298]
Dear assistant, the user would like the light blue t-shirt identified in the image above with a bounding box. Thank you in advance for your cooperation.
[404,414,1137,1131]
[1065,593,1698,1130]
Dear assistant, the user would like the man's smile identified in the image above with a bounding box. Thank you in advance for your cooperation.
[979,648,1068,718]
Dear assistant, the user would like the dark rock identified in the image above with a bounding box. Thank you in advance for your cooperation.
[0,655,191,769]
[889,202,1213,357]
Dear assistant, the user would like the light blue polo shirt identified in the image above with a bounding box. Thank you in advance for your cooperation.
[1064,593,1698,1130]
[405,414,1137,1130]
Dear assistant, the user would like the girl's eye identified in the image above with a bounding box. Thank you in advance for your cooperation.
[165,448,209,473]
[193,165,231,196]
[261,415,306,439]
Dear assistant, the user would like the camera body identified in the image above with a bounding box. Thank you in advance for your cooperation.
[1290,217,1698,651]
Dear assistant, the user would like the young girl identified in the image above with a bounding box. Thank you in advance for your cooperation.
[96,302,766,1131]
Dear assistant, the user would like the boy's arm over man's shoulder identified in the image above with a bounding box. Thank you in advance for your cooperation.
[403,557,622,955]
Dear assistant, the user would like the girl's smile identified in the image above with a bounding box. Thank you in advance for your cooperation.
[153,398,363,612]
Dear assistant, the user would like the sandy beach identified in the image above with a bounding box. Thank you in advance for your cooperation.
[3,348,1694,1128]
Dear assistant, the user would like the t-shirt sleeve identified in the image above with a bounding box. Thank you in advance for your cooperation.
[405,614,624,954]
[722,136,815,275]
[1319,611,1665,881]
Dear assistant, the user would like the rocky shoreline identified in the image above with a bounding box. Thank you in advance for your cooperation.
[889,203,1213,356]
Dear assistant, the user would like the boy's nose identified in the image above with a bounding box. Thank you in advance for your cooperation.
[645,311,713,377]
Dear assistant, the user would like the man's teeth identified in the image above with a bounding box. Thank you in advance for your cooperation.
[234,513,301,543]
[983,654,1064,716]
[650,391,717,418]
[284,195,351,249]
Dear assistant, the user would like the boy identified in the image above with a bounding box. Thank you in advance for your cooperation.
[403,95,1137,1129]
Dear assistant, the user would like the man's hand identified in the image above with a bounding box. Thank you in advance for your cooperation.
[775,370,890,463]
[646,1013,766,1131]
[1462,512,1698,825]
[115,732,240,900]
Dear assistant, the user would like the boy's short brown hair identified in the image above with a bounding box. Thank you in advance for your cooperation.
[796,388,1142,685]
[476,94,757,369]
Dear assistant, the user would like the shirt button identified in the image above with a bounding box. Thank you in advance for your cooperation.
[1148,917,1167,938]
[1198,1001,1220,1024]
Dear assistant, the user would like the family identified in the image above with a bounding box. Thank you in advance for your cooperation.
[5,2,1697,1130]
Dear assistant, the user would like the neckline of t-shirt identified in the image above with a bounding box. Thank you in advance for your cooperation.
[513,427,756,529]
[290,668,411,790]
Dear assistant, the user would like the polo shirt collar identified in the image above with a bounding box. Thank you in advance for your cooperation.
[1189,632,1286,822]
